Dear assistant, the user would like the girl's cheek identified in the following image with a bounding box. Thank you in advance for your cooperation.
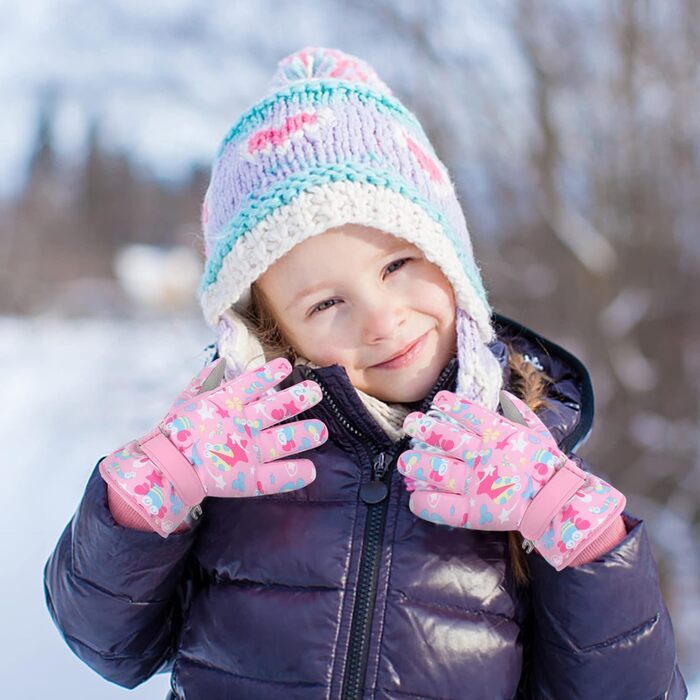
[293,323,344,366]
[424,279,456,318]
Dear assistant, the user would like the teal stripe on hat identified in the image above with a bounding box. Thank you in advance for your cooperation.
[198,161,489,307]
[215,80,426,158]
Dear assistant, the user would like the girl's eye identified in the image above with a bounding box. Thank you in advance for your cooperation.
[310,298,339,315]
[385,257,411,276]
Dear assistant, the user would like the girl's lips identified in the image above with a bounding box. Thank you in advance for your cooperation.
[370,331,430,370]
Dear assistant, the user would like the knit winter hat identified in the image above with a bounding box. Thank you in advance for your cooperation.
[198,47,502,407]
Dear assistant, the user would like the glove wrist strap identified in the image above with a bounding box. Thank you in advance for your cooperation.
[139,426,206,507]
[518,458,626,571]
[518,458,586,542]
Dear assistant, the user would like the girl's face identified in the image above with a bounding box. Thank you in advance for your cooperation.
[256,224,457,402]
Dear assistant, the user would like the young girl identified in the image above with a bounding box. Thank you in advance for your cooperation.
[44,47,687,699]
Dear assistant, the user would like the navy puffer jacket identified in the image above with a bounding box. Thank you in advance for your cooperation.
[44,315,687,699]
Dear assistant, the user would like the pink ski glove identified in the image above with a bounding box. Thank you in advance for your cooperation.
[99,356,328,537]
[397,389,626,571]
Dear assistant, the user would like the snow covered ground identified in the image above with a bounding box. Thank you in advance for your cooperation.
[1,314,698,697]
[1,314,211,698]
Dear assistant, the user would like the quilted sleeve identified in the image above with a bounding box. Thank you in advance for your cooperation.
[525,502,688,699]
[43,459,202,689]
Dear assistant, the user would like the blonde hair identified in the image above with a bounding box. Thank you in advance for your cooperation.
[239,281,553,585]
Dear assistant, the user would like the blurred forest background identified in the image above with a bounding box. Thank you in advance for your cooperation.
[2,0,698,693]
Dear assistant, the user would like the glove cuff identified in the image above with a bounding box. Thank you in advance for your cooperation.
[521,459,626,571]
[99,433,202,537]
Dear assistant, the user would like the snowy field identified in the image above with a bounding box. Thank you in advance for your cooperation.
[1,314,698,698]
[1,314,212,699]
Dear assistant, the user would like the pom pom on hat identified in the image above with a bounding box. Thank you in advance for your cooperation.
[268,46,393,95]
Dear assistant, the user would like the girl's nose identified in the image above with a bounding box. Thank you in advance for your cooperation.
[360,298,406,343]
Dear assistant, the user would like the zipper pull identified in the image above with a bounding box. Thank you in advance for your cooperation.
[360,452,389,504]
[372,452,387,480]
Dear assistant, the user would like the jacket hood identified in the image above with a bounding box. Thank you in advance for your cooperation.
[492,312,594,454]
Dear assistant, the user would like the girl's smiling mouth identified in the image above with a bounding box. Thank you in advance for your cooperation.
[369,330,431,370]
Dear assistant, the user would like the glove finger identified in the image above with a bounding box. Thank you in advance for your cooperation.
[403,411,482,458]
[397,449,472,494]
[409,490,512,530]
[431,390,502,435]
[402,476,442,493]
[408,490,471,528]
[245,380,323,430]
[256,419,328,462]
[431,393,542,453]
[208,357,293,408]
[407,436,448,454]
[253,459,317,495]
[403,475,418,491]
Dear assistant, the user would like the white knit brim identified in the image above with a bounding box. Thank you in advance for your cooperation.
[199,180,494,345]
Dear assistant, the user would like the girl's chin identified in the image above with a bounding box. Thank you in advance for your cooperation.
[360,364,442,403]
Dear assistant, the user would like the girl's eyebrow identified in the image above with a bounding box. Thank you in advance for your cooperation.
[285,280,333,311]
[285,242,416,311]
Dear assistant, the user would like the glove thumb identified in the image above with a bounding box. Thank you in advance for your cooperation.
[175,357,227,406]
[499,390,550,439]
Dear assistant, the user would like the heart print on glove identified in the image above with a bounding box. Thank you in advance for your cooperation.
[397,389,625,570]
[100,357,328,537]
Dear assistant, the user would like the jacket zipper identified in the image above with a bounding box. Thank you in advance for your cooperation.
[341,440,408,700]
[307,363,455,700]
